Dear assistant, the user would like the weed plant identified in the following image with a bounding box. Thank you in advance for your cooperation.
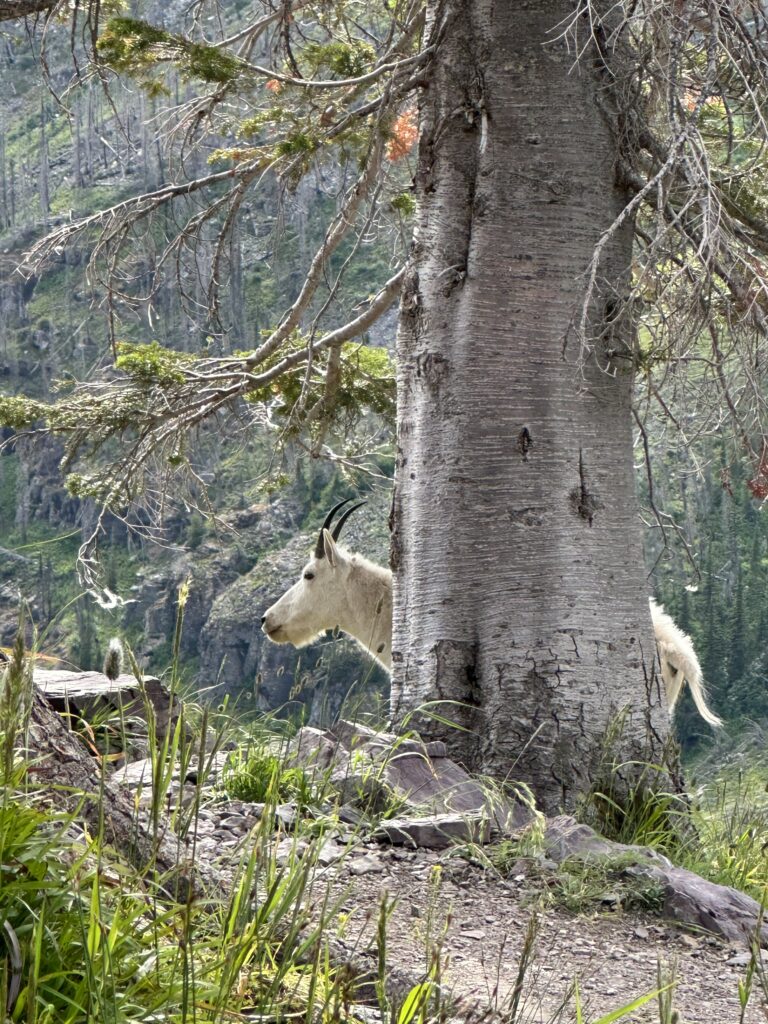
[222,745,317,806]
[3,601,767,1022]
[0,603,458,1023]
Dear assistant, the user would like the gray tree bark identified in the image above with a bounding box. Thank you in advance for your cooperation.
[0,0,56,20]
[38,97,49,226]
[392,0,672,812]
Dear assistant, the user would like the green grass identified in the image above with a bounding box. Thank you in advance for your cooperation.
[577,728,768,905]
[684,735,768,900]
[0,621,349,1024]
[2,588,767,1023]
[486,839,667,918]
[222,744,318,805]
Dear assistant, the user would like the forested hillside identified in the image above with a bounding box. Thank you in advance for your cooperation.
[0,1,766,749]
[0,3,395,719]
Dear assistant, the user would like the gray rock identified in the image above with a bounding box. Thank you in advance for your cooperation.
[638,862,768,945]
[295,719,533,831]
[338,804,365,825]
[375,813,492,850]
[545,815,768,947]
[218,814,248,830]
[275,802,299,830]
[317,839,345,866]
[35,669,182,748]
[289,727,342,770]
[726,952,754,966]
[348,853,386,875]
[275,838,309,866]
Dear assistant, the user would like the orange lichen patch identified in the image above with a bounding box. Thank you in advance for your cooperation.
[386,107,418,161]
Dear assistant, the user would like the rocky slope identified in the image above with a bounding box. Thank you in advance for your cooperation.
[110,722,768,1024]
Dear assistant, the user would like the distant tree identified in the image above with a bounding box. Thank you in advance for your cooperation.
[5,1,768,805]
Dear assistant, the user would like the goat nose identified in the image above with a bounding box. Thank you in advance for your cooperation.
[261,615,267,625]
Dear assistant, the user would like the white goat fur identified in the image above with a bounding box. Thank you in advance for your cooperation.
[262,532,721,726]
[649,598,722,726]
[262,529,393,669]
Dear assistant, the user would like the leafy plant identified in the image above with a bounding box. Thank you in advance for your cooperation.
[222,746,317,806]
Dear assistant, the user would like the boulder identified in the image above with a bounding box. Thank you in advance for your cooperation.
[34,668,181,746]
[545,815,768,946]
[291,720,534,833]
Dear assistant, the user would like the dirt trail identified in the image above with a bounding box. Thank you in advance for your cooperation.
[315,843,766,1023]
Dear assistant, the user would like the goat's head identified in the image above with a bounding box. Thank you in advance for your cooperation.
[261,498,366,648]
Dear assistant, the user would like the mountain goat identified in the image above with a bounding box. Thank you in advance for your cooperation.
[262,500,722,727]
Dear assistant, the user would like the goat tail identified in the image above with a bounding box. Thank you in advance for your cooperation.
[650,599,723,728]
[686,670,723,728]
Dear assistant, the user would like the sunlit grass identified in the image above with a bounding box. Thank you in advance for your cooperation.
[3,607,768,1022]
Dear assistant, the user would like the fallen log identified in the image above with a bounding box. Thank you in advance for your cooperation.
[23,684,222,900]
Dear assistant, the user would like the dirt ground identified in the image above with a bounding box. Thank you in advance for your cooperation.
[311,841,767,1023]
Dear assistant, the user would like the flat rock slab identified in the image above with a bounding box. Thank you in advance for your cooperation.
[546,815,768,947]
[114,750,230,788]
[375,813,492,849]
[34,669,180,741]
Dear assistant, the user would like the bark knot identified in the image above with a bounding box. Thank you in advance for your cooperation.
[415,351,449,391]
[517,426,533,461]
[569,449,600,526]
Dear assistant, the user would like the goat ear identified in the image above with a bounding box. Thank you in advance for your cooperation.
[322,528,338,567]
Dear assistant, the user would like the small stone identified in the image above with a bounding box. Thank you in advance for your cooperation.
[342,1007,382,1024]
[317,840,344,867]
[634,926,649,940]
[338,804,364,825]
[275,838,308,866]
[275,803,299,830]
[349,854,385,876]
[388,849,413,861]
[458,930,486,941]
[600,892,621,909]
[726,952,752,967]
[219,814,247,829]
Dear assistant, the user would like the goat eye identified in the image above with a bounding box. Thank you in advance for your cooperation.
[303,571,315,581]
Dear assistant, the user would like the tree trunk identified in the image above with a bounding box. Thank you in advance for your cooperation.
[38,97,49,227]
[23,687,222,900]
[392,0,672,812]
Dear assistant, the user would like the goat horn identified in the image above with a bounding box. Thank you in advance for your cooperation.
[314,498,355,558]
[332,501,367,541]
